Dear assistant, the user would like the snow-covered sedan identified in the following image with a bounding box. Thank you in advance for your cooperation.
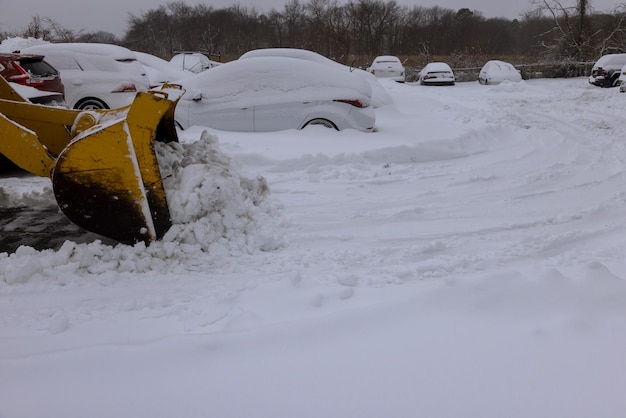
[478,60,522,85]
[366,55,405,82]
[419,62,455,86]
[174,56,375,132]
[239,48,392,108]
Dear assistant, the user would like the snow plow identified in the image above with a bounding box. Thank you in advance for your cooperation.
[0,76,184,245]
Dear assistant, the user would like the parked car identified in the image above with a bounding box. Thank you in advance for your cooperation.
[588,53,626,87]
[21,43,150,109]
[174,56,375,132]
[366,55,405,82]
[419,62,456,86]
[0,52,65,98]
[239,48,392,108]
[478,60,522,85]
[133,51,190,87]
[169,52,221,74]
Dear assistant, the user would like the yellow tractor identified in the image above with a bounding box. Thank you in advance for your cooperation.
[0,76,184,245]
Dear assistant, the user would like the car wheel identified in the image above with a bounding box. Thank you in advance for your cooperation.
[304,118,337,130]
[75,98,109,110]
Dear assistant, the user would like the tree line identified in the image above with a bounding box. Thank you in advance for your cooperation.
[4,0,626,68]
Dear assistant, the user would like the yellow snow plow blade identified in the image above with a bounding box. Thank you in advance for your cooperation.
[0,77,184,245]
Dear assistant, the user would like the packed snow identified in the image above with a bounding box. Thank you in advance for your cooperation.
[1,74,626,417]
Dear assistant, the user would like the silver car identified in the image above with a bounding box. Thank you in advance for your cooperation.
[419,62,456,86]
[367,55,405,83]
[175,56,375,132]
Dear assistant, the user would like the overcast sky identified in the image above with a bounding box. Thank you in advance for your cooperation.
[1,0,623,38]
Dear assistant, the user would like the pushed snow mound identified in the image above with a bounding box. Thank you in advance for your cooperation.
[156,130,283,253]
[0,130,285,283]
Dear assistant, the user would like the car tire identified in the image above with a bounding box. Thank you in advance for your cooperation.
[75,98,109,110]
[304,118,337,130]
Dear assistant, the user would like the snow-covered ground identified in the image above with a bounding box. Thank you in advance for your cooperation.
[2,77,626,417]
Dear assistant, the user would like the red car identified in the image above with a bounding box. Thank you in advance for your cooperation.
[0,52,65,100]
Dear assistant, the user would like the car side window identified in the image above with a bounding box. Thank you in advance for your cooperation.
[43,54,82,71]
[75,55,118,72]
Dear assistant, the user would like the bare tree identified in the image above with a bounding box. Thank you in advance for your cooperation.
[530,0,626,60]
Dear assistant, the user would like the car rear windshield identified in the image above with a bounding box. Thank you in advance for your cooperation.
[19,58,59,77]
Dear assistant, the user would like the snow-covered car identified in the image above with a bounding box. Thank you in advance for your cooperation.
[588,53,626,88]
[239,47,392,108]
[174,56,375,132]
[169,52,221,74]
[21,43,150,109]
[366,55,405,82]
[133,51,190,87]
[419,62,455,86]
[478,60,522,85]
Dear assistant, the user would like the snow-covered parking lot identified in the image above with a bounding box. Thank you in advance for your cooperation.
[2,77,626,417]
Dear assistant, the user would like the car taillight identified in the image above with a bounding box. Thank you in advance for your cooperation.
[334,98,369,108]
[7,74,30,84]
[111,83,137,93]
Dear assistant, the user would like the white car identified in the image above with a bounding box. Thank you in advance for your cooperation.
[133,51,190,87]
[239,48,392,108]
[479,60,522,85]
[366,56,405,82]
[169,52,221,74]
[419,62,456,86]
[21,43,149,110]
[174,56,375,132]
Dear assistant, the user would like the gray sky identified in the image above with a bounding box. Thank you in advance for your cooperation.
[1,0,623,38]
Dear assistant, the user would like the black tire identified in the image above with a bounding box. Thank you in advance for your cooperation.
[303,118,337,130]
[75,98,109,110]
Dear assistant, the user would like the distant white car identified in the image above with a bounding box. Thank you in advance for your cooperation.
[239,47,392,108]
[479,60,522,85]
[22,43,149,110]
[174,56,375,132]
[169,52,221,74]
[133,51,190,87]
[366,55,405,82]
[419,62,455,86]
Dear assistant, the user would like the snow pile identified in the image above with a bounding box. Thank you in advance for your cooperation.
[157,128,284,253]
[0,129,284,283]
[0,36,48,53]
